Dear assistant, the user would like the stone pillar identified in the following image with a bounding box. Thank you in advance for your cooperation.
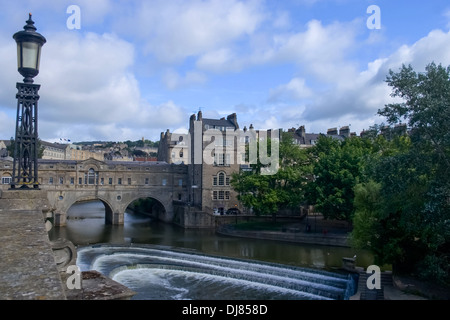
[105,209,124,225]
[53,211,67,226]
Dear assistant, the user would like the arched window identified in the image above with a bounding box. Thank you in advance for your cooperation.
[87,168,97,185]
[218,172,225,186]
[213,171,229,186]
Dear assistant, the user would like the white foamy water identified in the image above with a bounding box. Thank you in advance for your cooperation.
[77,244,357,300]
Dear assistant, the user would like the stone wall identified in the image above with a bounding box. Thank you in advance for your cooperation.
[0,190,66,300]
[173,203,216,228]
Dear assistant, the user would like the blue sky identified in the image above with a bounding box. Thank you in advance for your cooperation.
[1,0,450,143]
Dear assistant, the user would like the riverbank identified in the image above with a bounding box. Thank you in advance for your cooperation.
[216,223,350,247]
[216,215,352,247]
[216,220,450,300]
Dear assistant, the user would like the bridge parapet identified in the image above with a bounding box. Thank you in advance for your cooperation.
[1,158,189,226]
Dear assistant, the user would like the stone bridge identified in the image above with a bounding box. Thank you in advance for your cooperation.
[0,158,189,226]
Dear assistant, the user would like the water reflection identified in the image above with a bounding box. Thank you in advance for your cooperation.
[48,201,374,270]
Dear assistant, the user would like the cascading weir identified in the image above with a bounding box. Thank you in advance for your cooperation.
[77,244,357,300]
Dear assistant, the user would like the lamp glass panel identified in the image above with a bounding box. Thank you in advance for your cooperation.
[16,44,21,69]
[21,42,39,70]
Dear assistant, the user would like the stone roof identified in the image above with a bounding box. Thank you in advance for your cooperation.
[203,118,237,129]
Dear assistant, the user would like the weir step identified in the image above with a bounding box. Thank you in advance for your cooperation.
[357,271,393,300]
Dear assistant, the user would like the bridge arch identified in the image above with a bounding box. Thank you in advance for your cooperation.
[125,195,168,222]
[64,195,116,225]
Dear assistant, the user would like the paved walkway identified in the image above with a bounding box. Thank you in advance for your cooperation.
[0,207,66,300]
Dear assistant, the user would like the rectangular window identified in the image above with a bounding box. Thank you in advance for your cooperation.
[109,178,113,185]
[128,178,131,185]
[70,177,74,185]
[59,177,64,184]
[213,176,217,186]
[218,190,224,200]
[213,191,218,200]
[49,177,54,184]
[214,153,230,166]
[79,177,82,185]
[145,178,149,185]
[162,179,167,186]
[178,193,182,201]
[118,178,122,185]
[100,178,104,185]
[225,191,230,200]
[178,179,183,186]
[226,177,230,186]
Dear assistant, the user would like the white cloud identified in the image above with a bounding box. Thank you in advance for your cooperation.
[299,28,450,133]
[444,8,450,29]
[268,78,312,103]
[163,69,207,90]
[270,19,359,81]
[38,32,138,125]
[2,1,450,144]
[119,0,267,64]
[0,29,188,142]
[196,48,241,73]
[272,10,291,29]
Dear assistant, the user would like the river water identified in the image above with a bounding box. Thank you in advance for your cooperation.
[48,201,373,300]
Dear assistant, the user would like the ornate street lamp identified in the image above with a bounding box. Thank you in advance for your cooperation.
[10,14,46,189]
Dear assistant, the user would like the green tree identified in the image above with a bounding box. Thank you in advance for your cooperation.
[231,131,311,220]
[351,180,384,256]
[352,62,450,285]
[8,137,45,159]
[305,135,373,222]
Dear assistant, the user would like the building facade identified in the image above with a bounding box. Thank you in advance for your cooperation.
[40,141,104,161]
[159,111,282,216]
[188,112,243,215]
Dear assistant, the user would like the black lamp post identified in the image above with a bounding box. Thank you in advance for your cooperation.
[10,14,46,189]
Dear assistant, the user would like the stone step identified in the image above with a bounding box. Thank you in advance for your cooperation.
[357,271,393,300]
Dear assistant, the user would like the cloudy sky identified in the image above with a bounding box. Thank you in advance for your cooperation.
[1,0,450,143]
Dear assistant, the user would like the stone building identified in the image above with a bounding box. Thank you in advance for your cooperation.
[0,140,12,160]
[326,126,357,140]
[41,141,67,160]
[288,126,321,148]
[158,130,189,165]
[65,144,104,161]
[159,111,283,216]
[40,141,104,161]
[159,112,248,215]
[190,112,245,215]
